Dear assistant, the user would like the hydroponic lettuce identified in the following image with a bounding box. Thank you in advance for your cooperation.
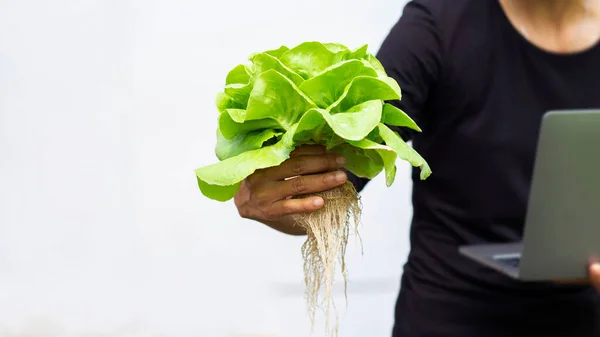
[196,42,430,201]
[194,41,431,337]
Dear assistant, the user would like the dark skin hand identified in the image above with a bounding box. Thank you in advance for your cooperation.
[555,260,600,291]
[590,263,600,291]
[234,145,348,235]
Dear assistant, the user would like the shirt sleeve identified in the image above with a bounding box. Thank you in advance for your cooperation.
[345,0,443,192]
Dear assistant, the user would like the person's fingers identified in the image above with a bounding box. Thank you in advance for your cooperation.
[553,262,600,288]
[589,263,600,291]
[265,154,346,181]
[265,196,325,219]
[290,145,327,157]
[273,170,347,199]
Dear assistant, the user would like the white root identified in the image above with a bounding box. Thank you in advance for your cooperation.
[293,181,362,337]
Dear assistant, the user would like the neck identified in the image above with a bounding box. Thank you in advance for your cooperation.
[530,0,588,11]
[501,0,600,53]
[517,0,592,25]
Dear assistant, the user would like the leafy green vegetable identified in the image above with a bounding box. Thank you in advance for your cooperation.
[215,129,281,161]
[195,41,432,201]
[298,60,377,108]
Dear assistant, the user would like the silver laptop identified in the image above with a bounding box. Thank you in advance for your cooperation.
[459,109,600,281]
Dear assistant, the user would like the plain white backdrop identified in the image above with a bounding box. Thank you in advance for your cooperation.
[0,0,414,336]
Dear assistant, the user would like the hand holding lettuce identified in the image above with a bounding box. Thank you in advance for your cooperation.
[194,41,431,337]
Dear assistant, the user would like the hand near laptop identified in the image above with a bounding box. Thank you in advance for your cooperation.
[590,263,600,291]
[556,261,600,291]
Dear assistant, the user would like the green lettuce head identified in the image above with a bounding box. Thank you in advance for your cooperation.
[195,42,431,201]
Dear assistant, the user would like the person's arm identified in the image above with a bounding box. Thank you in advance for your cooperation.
[377,1,444,142]
[346,1,444,190]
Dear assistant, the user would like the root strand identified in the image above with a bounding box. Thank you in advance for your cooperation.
[293,181,361,337]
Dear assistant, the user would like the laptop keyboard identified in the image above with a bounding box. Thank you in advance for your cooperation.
[495,257,521,268]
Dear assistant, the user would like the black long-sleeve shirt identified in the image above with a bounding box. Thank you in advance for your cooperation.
[347,0,600,336]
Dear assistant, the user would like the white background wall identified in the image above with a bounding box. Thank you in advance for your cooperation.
[0,0,413,336]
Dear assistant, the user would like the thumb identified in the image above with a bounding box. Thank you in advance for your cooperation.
[589,263,600,291]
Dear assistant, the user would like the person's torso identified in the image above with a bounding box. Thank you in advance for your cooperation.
[397,1,600,334]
